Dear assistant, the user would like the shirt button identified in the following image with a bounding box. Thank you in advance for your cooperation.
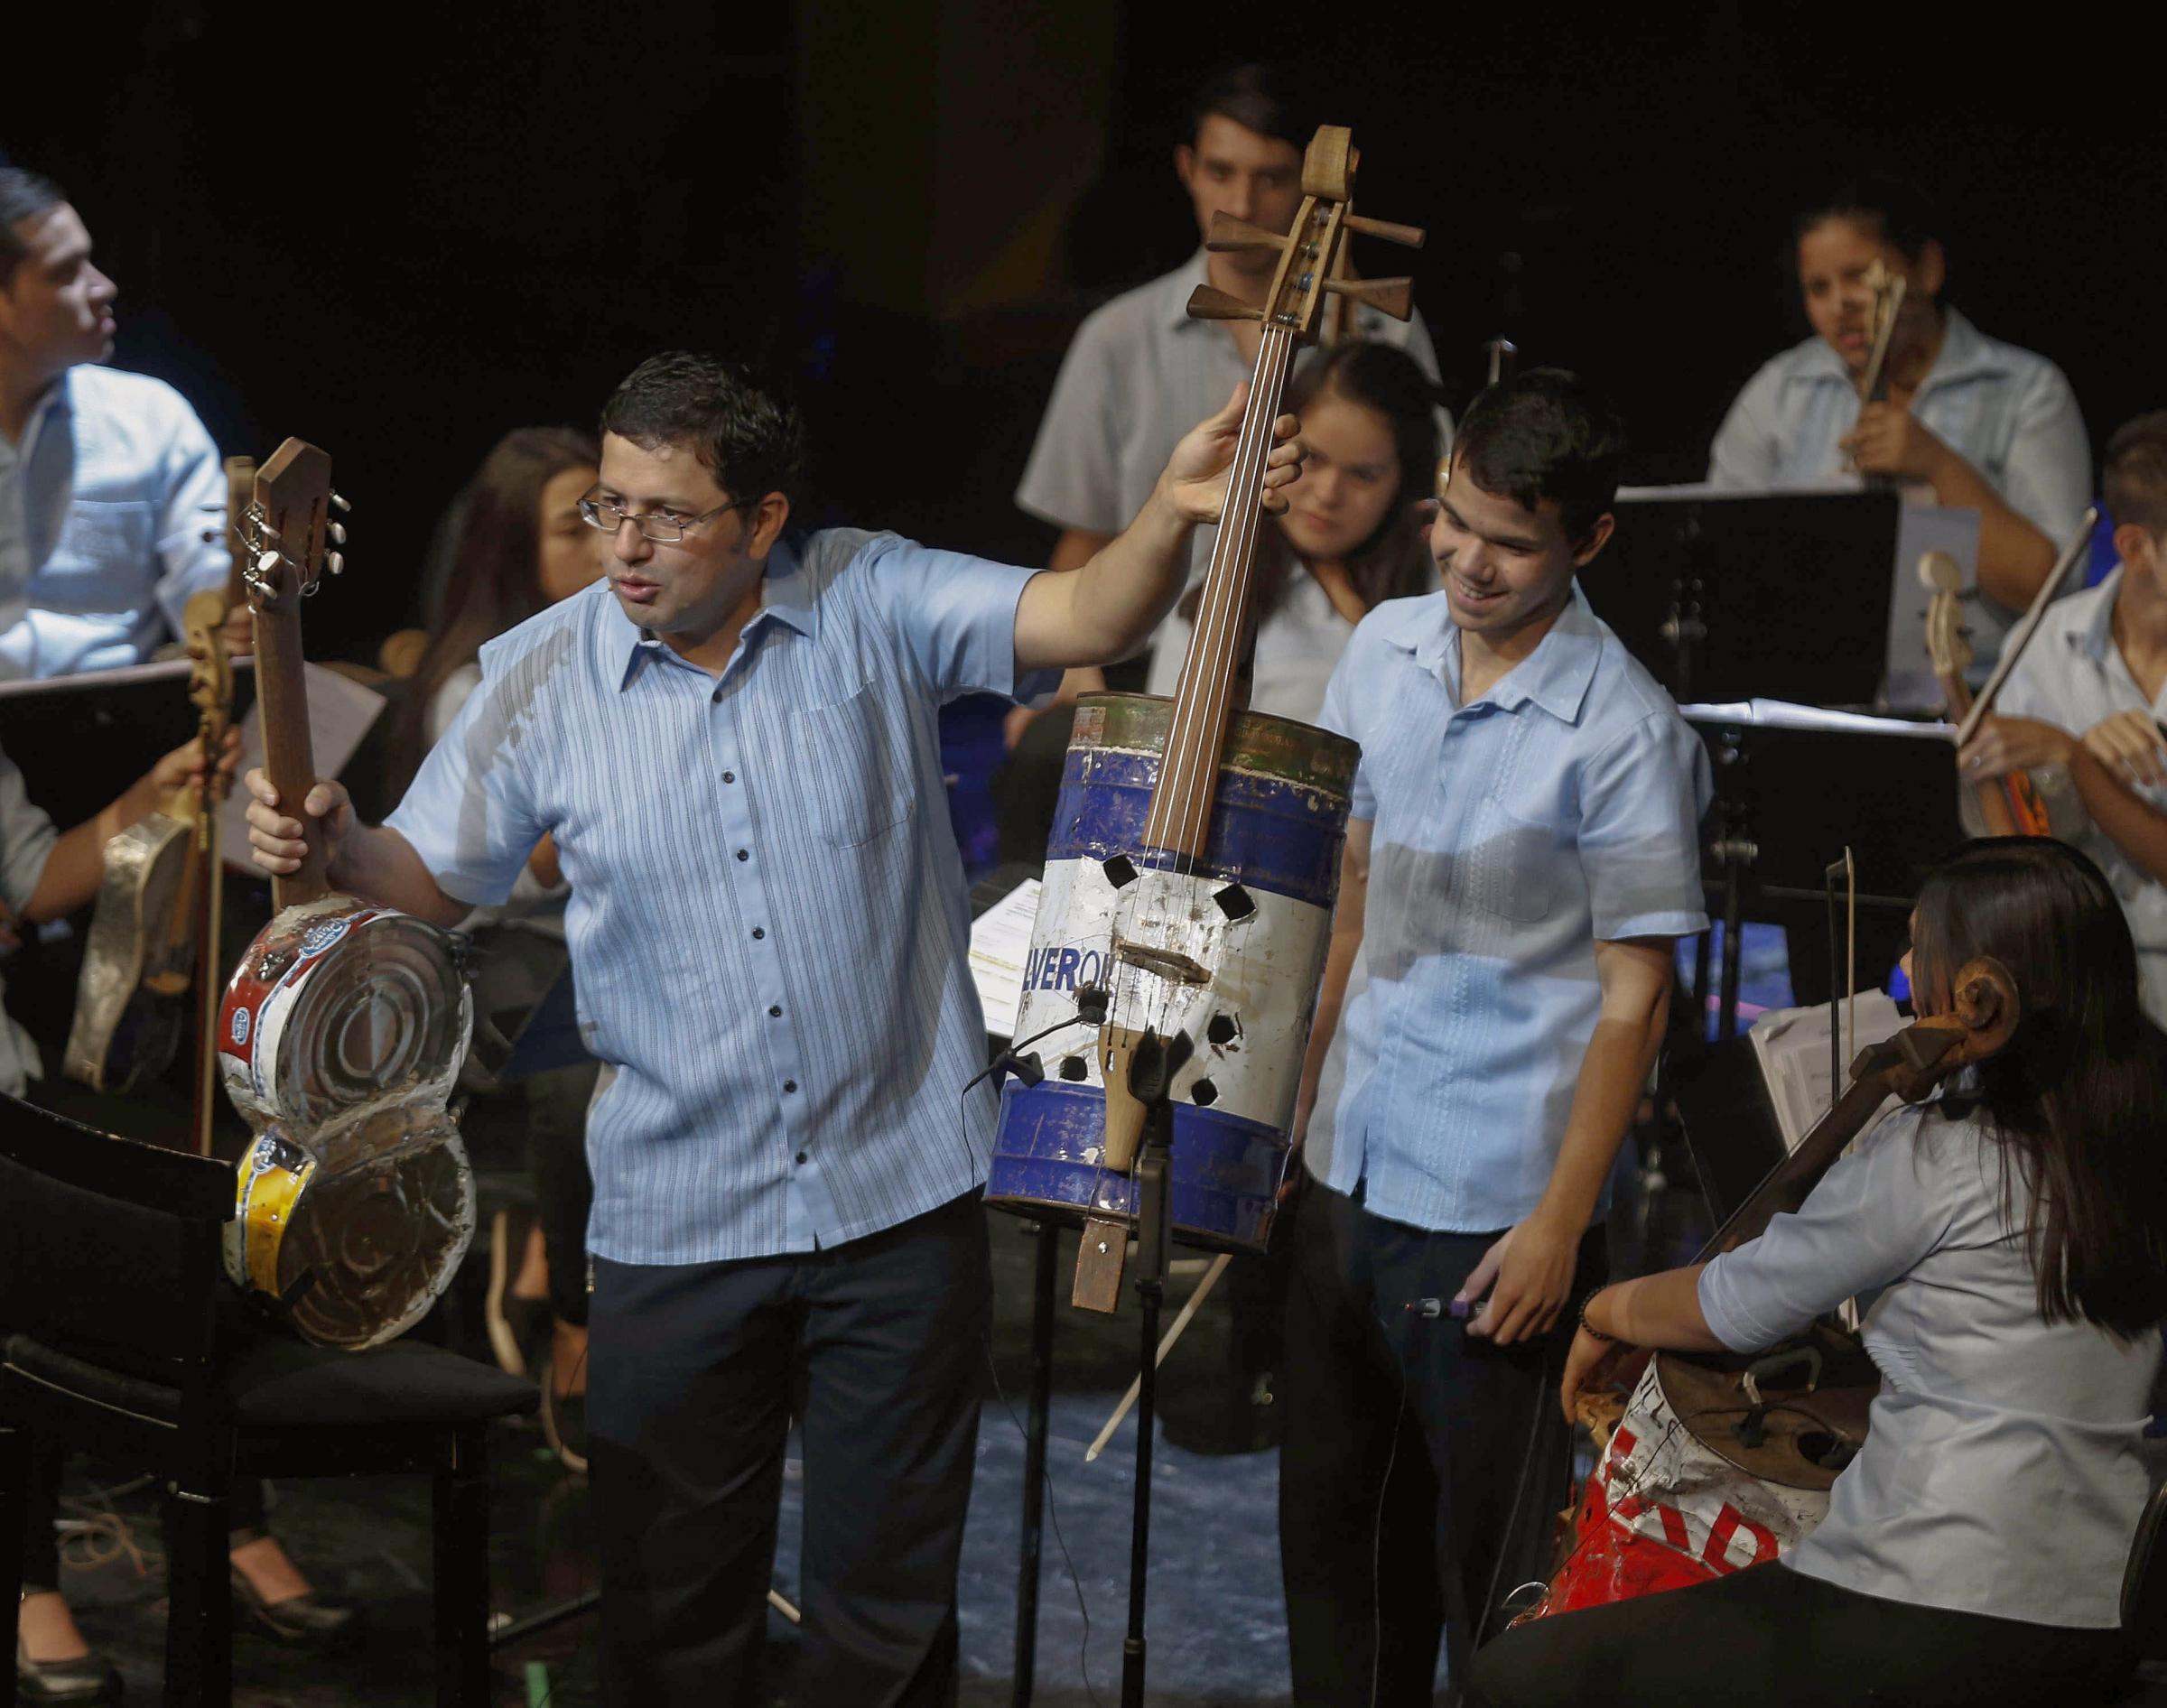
[721,770,736,784]
[768,1004,782,1017]
[783,1080,797,1093]
[795,1150,808,1165]
[736,849,749,861]
[751,927,765,940]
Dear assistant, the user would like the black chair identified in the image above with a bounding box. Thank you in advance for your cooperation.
[0,1096,535,1706]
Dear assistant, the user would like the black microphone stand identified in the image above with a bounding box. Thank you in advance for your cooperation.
[1119,1028,1184,1708]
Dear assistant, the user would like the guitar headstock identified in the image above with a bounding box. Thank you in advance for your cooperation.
[243,439,348,613]
[1187,125,1424,343]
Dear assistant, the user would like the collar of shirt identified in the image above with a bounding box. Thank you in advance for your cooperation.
[1372,582,1602,723]
[1789,305,2009,397]
[0,372,70,472]
[603,533,821,691]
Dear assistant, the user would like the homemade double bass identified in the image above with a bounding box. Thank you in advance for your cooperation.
[215,441,475,1349]
[64,457,256,1116]
[985,125,1422,1308]
[1530,957,2021,1617]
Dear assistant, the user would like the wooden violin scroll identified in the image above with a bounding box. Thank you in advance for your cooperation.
[1858,259,1906,405]
[246,440,346,912]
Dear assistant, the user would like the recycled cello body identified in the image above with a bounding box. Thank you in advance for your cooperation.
[986,693,1357,1252]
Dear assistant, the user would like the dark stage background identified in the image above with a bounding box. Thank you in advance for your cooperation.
[9,2,2164,660]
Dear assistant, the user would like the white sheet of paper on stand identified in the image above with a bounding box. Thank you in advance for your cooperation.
[1746,992,1908,1154]
[219,663,386,869]
[969,877,1042,1043]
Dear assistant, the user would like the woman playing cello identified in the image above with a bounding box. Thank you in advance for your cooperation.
[1469,838,2167,1707]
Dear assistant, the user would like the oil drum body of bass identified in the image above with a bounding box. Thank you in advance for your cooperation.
[986,693,1357,1253]
[218,897,474,1349]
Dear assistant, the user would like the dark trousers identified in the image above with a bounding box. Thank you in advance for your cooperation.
[1280,1183,1604,1706]
[586,1193,990,1708]
[1465,1559,2135,1707]
[21,1444,265,1590]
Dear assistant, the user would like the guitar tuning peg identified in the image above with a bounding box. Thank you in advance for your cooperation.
[255,549,282,575]
[256,523,282,544]
[330,491,351,513]
[326,552,345,575]
[329,522,348,544]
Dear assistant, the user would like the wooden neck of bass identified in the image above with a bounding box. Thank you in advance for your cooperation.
[254,594,330,911]
[1141,323,1298,860]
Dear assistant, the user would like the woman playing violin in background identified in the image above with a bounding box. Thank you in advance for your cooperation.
[1708,174,2091,655]
[1468,838,2167,1708]
[1964,412,2167,1029]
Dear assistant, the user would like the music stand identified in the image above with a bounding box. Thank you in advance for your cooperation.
[1585,490,1904,706]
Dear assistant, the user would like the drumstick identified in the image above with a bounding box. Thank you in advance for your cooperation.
[1084,1251,1232,1462]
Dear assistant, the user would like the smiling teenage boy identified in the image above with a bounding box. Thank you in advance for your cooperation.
[1279,369,1710,1703]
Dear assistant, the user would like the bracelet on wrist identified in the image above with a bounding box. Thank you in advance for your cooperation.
[1576,1290,1618,1344]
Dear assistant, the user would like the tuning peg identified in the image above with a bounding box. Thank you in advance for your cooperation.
[1344,213,1426,249]
[330,491,351,513]
[1186,283,1264,323]
[1322,275,1416,321]
[329,522,348,544]
[326,552,346,576]
[256,523,282,545]
[255,549,282,576]
[1205,210,1288,255]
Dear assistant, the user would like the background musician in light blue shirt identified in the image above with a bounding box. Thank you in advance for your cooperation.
[0,166,237,679]
[1708,174,2090,648]
[1281,371,1710,1700]
[243,350,1306,1706]
[1473,839,2166,1708]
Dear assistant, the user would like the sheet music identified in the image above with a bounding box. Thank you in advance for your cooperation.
[1746,994,1907,1152]
[218,664,385,868]
[969,877,1041,1041]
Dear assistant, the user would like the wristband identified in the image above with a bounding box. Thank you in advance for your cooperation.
[1576,1290,1618,1344]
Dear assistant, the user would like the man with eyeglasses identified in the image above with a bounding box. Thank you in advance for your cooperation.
[243,349,1302,1705]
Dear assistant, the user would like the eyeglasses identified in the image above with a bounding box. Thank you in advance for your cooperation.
[577,495,752,543]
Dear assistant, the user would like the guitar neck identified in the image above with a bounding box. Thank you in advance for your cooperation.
[1142,323,1299,860]
[256,585,330,911]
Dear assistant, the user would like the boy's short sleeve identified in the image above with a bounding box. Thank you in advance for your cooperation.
[1580,709,1712,942]
[0,749,58,914]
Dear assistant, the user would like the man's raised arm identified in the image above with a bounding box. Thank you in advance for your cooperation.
[242,770,470,930]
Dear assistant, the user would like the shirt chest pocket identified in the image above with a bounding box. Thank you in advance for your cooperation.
[795,680,913,848]
[46,497,157,594]
[1462,797,1555,923]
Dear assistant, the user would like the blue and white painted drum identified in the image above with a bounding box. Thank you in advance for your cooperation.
[987,694,1359,1253]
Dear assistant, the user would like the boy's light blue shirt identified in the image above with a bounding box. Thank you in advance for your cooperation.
[1305,587,1711,1233]
[389,528,1054,1266]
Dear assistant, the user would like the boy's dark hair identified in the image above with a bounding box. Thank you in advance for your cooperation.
[1453,367,1626,543]
[600,352,806,508]
[1189,62,1312,152]
[0,167,67,289]
[2103,412,2167,539]
[1795,171,1941,263]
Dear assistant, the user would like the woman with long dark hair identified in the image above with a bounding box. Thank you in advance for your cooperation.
[1468,837,2167,1707]
[390,425,604,1470]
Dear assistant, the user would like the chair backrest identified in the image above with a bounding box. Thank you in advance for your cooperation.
[2124,1477,2167,1657]
[0,1095,233,1390]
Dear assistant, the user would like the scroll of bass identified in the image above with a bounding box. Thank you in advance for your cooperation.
[214,440,477,1349]
[983,125,1424,1310]
[63,456,256,1118]
[1529,958,2021,1620]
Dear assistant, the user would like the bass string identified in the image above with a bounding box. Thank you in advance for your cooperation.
[1151,322,1296,855]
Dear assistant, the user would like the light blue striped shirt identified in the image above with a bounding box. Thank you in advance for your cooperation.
[0,365,228,679]
[1304,587,1711,1232]
[386,529,1053,1265]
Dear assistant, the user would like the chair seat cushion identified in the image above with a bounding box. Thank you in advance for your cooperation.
[4,1331,536,1431]
[226,1335,537,1428]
